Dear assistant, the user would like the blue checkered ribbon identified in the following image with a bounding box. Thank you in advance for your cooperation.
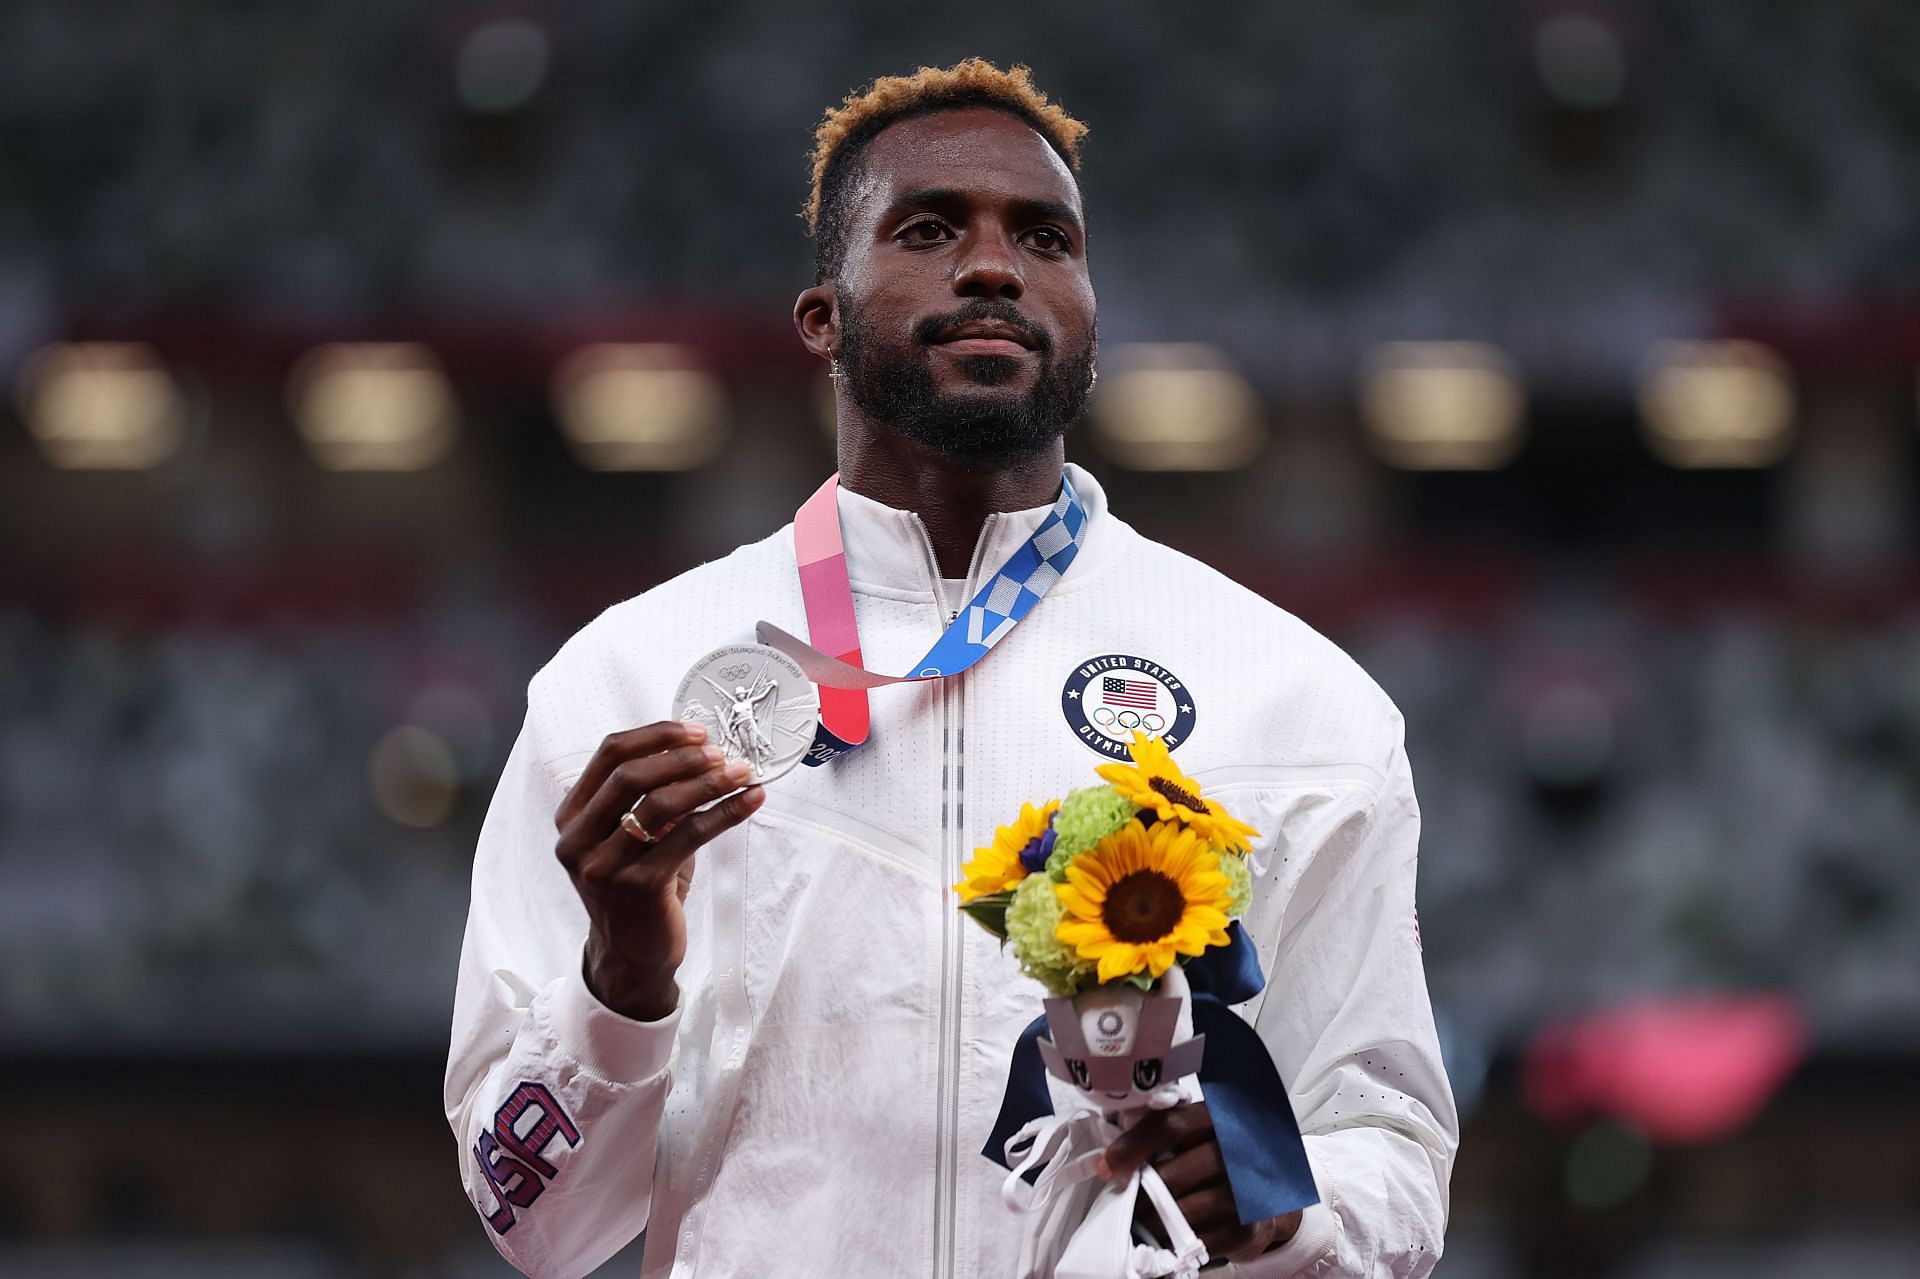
[914,476,1087,677]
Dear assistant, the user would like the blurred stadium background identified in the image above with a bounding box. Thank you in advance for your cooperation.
[3,1,1919,1275]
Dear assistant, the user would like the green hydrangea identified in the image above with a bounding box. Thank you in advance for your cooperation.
[1005,872,1091,996]
[1218,849,1252,917]
[1046,784,1137,881]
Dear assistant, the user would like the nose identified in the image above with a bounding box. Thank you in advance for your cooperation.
[952,228,1024,300]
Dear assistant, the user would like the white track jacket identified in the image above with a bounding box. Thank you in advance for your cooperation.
[446,462,1458,1278]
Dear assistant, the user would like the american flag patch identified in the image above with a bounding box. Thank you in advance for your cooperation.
[1102,677,1158,709]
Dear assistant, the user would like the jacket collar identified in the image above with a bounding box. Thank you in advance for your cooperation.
[832,461,1116,599]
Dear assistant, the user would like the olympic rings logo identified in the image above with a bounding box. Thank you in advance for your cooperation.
[1089,707,1167,733]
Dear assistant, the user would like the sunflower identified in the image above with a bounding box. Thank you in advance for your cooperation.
[1055,818,1232,984]
[1094,729,1259,854]
[953,799,1060,903]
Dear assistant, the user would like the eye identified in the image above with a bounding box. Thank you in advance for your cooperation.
[1066,1059,1090,1088]
[897,218,952,244]
[1132,1059,1162,1090]
[1024,226,1071,253]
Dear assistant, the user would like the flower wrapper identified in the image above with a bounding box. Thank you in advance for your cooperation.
[987,925,1321,1233]
[1000,971,1210,1279]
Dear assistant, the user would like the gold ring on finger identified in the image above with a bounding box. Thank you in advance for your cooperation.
[620,808,657,844]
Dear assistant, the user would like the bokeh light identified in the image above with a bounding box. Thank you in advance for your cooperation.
[289,343,459,472]
[1088,343,1264,471]
[551,343,731,471]
[14,343,185,470]
[1638,340,1795,468]
[368,724,461,829]
[1359,341,1526,470]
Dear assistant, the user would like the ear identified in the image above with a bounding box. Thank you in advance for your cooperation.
[793,283,840,362]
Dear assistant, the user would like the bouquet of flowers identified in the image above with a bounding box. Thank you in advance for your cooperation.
[956,730,1257,998]
[957,730,1266,1279]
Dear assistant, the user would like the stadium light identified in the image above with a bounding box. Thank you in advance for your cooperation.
[1638,340,1793,468]
[14,342,185,470]
[1359,341,1525,470]
[1088,343,1264,471]
[551,343,730,471]
[290,343,458,472]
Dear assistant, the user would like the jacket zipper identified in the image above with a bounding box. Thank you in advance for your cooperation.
[918,517,994,1279]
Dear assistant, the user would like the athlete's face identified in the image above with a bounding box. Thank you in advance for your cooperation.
[824,108,1097,462]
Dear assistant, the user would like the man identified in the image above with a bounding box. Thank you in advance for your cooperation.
[446,59,1456,1277]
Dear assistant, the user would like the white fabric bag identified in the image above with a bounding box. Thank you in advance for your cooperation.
[1053,1160,1207,1279]
[1002,1110,1110,1279]
[1000,1072,1210,1277]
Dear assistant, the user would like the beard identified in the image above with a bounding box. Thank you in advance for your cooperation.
[835,288,1095,463]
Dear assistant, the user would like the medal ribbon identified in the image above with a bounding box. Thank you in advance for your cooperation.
[758,470,1088,766]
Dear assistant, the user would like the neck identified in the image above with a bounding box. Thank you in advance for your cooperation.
[836,422,1065,578]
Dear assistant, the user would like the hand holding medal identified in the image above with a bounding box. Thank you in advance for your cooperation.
[552,720,766,1022]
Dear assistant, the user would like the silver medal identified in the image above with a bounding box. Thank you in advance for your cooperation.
[674,643,819,785]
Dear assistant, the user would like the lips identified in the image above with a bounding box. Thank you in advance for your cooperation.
[931,319,1037,356]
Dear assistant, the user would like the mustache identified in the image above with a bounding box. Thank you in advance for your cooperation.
[914,301,1050,354]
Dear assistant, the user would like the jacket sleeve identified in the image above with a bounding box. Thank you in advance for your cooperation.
[1229,720,1459,1278]
[443,697,681,1279]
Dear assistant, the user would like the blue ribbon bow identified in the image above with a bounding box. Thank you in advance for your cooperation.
[982,921,1320,1227]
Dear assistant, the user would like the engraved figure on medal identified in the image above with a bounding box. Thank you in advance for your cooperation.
[675,644,819,784]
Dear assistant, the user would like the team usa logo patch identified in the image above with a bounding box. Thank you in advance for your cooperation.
[1060,654,1197,758]
[473,1080,581,1235]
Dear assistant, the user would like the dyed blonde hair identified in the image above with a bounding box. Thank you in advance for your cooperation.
[803,58,1089,282]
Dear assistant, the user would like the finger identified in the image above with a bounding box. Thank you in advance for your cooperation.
[560,743,723,860]
[1174,1181,1240,1234]
[606,783,764,883]
[555,721,706,831]
[1199,1222,1260,1262]
[660,783,765,854]
[1152,1139,1227,1196]
[629,757,753,836]
[1101,1103,1212,1181]
[583,772,764,891]
[1100,1109,1173,1182]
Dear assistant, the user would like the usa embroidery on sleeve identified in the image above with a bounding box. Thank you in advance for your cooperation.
[473,1081,581,1234]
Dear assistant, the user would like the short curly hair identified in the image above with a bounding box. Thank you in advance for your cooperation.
[804,58,1089,284]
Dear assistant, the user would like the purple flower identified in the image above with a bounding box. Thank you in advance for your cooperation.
[1019,826,1057,875]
